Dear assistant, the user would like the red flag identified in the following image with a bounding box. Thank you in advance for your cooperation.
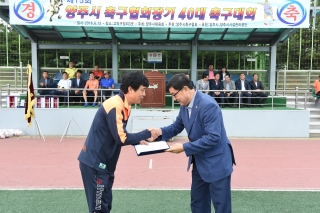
[24,64,35,126]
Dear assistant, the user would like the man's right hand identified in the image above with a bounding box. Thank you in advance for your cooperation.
[148,128,162,141]
[39,82,44,86]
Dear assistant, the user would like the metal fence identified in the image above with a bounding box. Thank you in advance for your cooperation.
[0,66,269,88]
[277,70,320,92]
[0,87,313,110]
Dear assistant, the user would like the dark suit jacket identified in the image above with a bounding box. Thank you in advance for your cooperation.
[235,79,251,90]
[249,80,264,90]
[217,71,231,81]
[210,80,224,91]
[160,91,235,182]
[39,77,54,88]
[71,78,86,89]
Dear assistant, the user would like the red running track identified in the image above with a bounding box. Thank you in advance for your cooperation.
[0,137,319,190]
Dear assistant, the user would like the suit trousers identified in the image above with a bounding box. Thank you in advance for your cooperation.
[252,92,267,105]
[237,92,251,105]
[224,92,237,105]
[191,160,232,213]
[69,90,83,103]
[211,92,225,104]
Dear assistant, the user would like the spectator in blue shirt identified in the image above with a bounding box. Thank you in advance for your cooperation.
[100,71,115,101]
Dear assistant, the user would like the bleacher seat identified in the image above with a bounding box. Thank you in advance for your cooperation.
[166,74,173,85]
[230,75,238,82]
[53,79,59,88]
[54,72,62,80]
[113,83,121,95]
[246,75,253,82]
[82,73,89,80]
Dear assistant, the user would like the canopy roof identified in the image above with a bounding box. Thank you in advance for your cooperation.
[0,6,305,45]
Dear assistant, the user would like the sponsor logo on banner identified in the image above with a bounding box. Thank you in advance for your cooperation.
[277,0,307,26]
[13,0,45,23]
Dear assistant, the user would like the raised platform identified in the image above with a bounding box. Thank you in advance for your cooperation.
[0,106,310,138]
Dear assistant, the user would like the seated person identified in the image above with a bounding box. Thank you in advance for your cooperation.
[314,74,320,96]
[185,73,195,88]
[83,72,99,107]
[235,73,252,107]
[100,71,114,101]
[92,65,103,81]
[70,70,87,105]
[65,61,78,79]
[52,72,72,106]
[218,66,231,81]
[196,73,209,94]
[39,71,53,95]
[249,73,268,107]
[210,73,225,108]
[222,74,237,107]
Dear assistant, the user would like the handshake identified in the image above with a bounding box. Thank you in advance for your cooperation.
[147,128,162,141]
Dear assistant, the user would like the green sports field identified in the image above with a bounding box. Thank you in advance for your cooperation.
[1,190,319,213]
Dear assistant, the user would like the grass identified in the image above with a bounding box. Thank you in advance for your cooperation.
[0,190,319,213]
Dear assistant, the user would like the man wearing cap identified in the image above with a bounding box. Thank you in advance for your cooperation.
[100,71,115,101]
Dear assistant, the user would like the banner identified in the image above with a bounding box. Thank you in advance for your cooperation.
[24,64,35,126]
[9,0,310,28]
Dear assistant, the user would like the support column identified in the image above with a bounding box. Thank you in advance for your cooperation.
[191,39,197,84]
[268,45,277,93]
[31,42,39,87]
[112,40,118,83]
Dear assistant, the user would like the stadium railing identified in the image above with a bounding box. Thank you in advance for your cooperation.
[0,87,311,110]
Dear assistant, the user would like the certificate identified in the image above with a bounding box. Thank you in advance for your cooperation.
[134,141,170,156]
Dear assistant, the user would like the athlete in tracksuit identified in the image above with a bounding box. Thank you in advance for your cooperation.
[78,72,155,213]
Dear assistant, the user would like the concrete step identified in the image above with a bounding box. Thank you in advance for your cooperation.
[310,115,320,122]
[309,129,320,138]
[309,122,320,129]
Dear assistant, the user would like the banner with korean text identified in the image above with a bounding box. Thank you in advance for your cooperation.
[9,0,310,28]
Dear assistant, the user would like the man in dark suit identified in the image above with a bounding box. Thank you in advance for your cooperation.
[235,73,252,107]
[249,73,268,107]
[149,73,235,213]
[70,70,86,105]
[210,73,225,108]
[39,71,54,95]
[217,66,231,81]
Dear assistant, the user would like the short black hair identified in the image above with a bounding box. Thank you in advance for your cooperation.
[120,72,149,94]
[240,72,245,76]
[89,72,94,76]
[42,71,48,74]
[77,70,82,74]
[214,72,220,76]
[62,72,67,75]
[225,74,230,78]
[252,73,258,77]
[202,73,208,79]
[167,73,193,90]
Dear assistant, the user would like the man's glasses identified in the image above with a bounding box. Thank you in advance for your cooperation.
[171,88,182,97]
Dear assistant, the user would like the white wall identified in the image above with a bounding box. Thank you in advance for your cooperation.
[0,108,310,138]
